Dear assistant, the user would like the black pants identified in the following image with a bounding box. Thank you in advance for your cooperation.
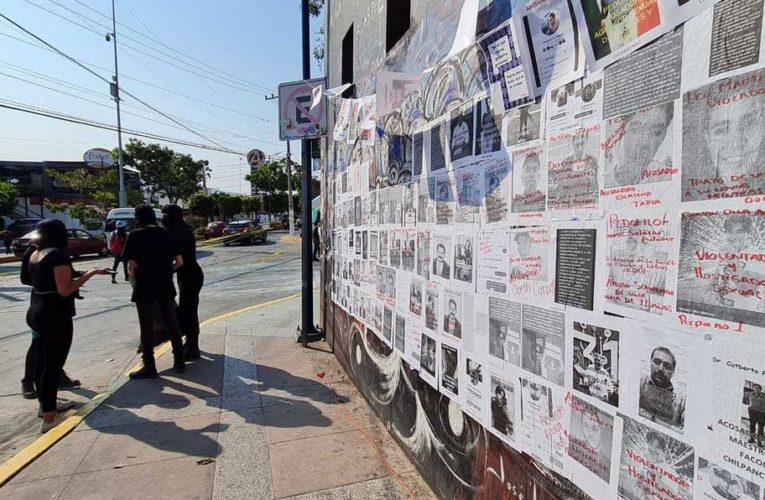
[136,299,183,367]
[23,335,68,388]
[177,267,204,341]
[750,407,765,436]
[112,255,127,278]
[37,321,73,413]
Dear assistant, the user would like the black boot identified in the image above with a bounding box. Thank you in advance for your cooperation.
[129,364,158,379]
[58,371,81,389]
[183,334,201,361]
[173,354,186,373]
[21,380,37,399]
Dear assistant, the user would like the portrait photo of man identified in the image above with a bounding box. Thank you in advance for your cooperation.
[449,105,474,162]
[490,375,514,439]
[443,297,462,339]
[433,242,451,279]
[512,150,546,213]
[420,334,437,378]
[639,346,686,430]
[568,396,613,481]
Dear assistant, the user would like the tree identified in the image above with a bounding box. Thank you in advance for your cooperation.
[245,160,301,216]
[0,180,19,217]
[121,139,208,204]
[212,193,242,221]
[189,193,217,220]
[48,168,119,211]
[240,195,262,216]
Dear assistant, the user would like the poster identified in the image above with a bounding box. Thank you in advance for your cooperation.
[436,174,455,225]
[488,297,522,367]
[420,331,439,389]
[570,315,621,408]
[567,394,615,482]
[455,165,482,224]
[510,227,554,304]
[477,227,511,296]
[546,124,601,216]
[504,100,544,148]
[489,370,516,445]
[475,98,503,155]
[449,102,475,163]
[452,231,476,289]
[440,339,461,400]
[521,303,565,386]
[431,231,453,283]
[424,281,441,333]
[511,146,547,223]
[416,229,431,280]
[482,153,511,224]
[443,288,464,341]
[554,227,598,311]
[463,351,486,422]
[518,378,568,472]
[478,22,534,112]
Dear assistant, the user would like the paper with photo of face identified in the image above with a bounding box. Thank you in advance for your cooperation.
[481,153,511,224]
[518,377,569,474]
[477,227,511,297]
[419,331,439,390]
[487,369,517,447]
[509,227,554,305]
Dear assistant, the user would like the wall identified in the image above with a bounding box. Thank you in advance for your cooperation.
[324,1,765,499]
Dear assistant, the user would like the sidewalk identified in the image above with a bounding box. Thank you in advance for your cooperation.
[1,295,435,500]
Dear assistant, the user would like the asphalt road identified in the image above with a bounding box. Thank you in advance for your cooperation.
[0,232,311,463]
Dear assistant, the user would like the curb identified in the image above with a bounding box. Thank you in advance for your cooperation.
[0,292,301,488]
[0,256,19,264]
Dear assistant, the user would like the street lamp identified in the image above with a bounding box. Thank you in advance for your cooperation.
[105,0,127,208]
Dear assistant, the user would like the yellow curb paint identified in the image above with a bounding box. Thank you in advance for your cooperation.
[0,291,301,488]
[280,235,301,245]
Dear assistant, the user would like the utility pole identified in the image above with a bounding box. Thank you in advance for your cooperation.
[108,0,127,208]
[286,141,295,236]
[202,168,208,195]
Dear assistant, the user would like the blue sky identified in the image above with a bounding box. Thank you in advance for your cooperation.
[0,0,323,194]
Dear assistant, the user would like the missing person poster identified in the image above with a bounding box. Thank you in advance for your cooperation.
[569,313,621,408]
[436,174,455,225]
[417,177,436,225]
[618,415,694,500]
[488,297,522,367]
[463,351,487,423]
[449,102,475,163]
[604,209,678,319]
[510,227,553,303]
[518,377,568,473]
[477,227,511,297]
[695,457,761,500]
[546,74,604,135]
[419,331,439,389]
[681,67,765,202]
[443,288,464,341]
[511,145,547,222]
[521,304,565,386]
[489,370,516,446]
[514,0,586,97]
[440,339,461,401]
[424,282,440,333]
[482,153,511,224]
[505,100,544,148]
[416,229,431,280]
[431,231,453,284]
[547,125,601,217]
[567,394,615,484]
[475,98,504,154]
[676,205,765,332]
[697,336,765,491]
[455,164,482,224]
[452,231,476,290]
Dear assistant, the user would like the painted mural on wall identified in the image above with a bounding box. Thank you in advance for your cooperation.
[324,0,765,498]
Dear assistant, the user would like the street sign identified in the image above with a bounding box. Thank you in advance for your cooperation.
[246,149,265,168]
[278,77,327,141]
[83,148,115,167]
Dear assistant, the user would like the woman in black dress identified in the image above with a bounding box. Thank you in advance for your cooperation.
[162,205,205,360]
[22,220,110,432]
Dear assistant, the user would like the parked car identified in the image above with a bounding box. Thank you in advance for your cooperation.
[223,221,267,246]
[12,228,107,258]
[6,218,44,238]
[203,221,226,239]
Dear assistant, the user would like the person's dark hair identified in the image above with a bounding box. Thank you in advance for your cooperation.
[134,204,156,227]
[650,346,676,369]
[36,219,68,251]
[161,204,185,231]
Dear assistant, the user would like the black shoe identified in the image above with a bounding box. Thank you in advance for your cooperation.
[21,381,37,399]
[129,366,158,379]
[183,342,201,361]
[173,356,186,373]
[58,373,81,389]
[111,277,117,284]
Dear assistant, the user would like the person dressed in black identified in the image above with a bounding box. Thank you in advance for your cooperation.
[21,219,110,432]
[313,219,321,261]
[124,204,186,378]
[162,205,204,361]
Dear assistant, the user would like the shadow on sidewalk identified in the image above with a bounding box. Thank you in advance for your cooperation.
[83,351,346,456]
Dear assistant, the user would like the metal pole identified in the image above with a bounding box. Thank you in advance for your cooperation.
[301,0,313,347]
[111,0,126,208]
[286,141,295,236]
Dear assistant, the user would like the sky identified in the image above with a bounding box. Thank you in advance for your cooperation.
[0,0,324,194]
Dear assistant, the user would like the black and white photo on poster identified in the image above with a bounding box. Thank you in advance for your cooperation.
[412,131,424,178]
[361,195,371,226]
[449,102,475,163]
[402,229,417,273]
[489,371,515,445]
[354,195,362,226]
[431,231,453,282]
[352,259,361,287]
[519,378,567,473]
[394,312,407,354]
[570,316,620,408]
[521,304,565,386]
[476,0,515,39]
[377,187,390,225]
[677,206,765,331]
[698,336,765,488]
[546,74,604,135]
[602,100,675,189]
[638,329,688,433]
[370,230,379,260]
[510,227,554,304]
[385,267,396,307]
[477,227,510,297]
[389,228,402,270]
[442,288,463,341]
[567,394,614,483]
[424,282,440,332]
[513,0,586,97]
[419,331,438,389]
[708,0,764,78]
[388,185,404,225]
[488,297,522,367]
[379,229,389,266]
[695,457,761,500]
[453,231,476,287]
[547,124,601,215]
[404,316,422,369]
[475,98,502,155]
[354,231,362,256]
[554,226,597,311]
[369,190,378,225]
[417,177,436,224]
[463,352,485,422]
[435,174,455,225]
[682,67,765,202]
[395,268,411,316]
[604,210,677,318]
[440,340,460,400]
[455,165,481,224]
[402,182,417,226]
[511,145,547,217]
[618,415,694,500]
[504,100,543,148]
[482,154,510,224]
[416,229,431,280]
[409,276,424,316]
[373,302,384,336]
[428,121,448,173]
[383,305,394,345]
[362,230,369,260]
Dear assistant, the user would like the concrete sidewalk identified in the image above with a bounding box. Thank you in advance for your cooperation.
[1,295,434,500]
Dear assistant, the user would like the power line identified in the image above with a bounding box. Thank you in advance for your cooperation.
[0,12,237,152]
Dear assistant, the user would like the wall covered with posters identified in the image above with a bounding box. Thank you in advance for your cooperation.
[323,0,765,498]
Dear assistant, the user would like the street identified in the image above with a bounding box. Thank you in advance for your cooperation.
[0,232,309,463]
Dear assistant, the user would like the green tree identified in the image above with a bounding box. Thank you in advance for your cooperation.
[213,193,242,221]
[0,180,19,217]
[121,139,209,204]
[245,160,300,215]
[240,195,262,216]
[189,193,218,219]
[48,168,119,211]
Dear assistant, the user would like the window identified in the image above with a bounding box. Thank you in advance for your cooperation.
[341,25,354,98]
[386,0,411,52]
